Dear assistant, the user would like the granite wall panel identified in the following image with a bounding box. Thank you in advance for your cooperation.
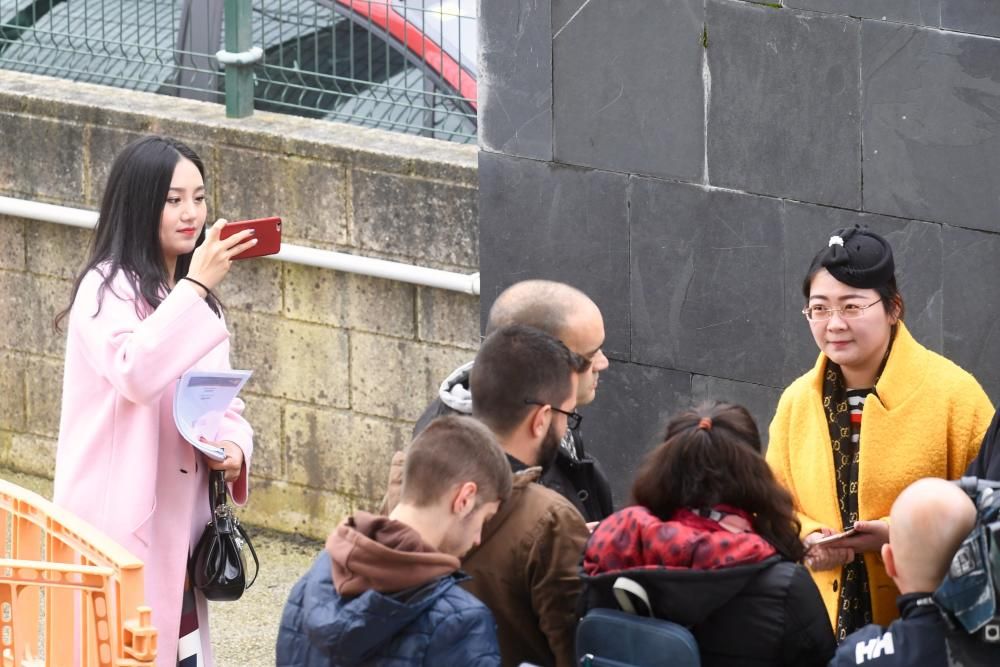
[579,360,692,505]
[941,1,1000,39]
[479,0,552,160]
[690,375,782,449]
[478,152,631,359]
[706,0,861,208]
[784,0,939,26]
[862,22,1000,231]
[942,226,1000,402]
[630,178,785,386]
[552,0,704,181]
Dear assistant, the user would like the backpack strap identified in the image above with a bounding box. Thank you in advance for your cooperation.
[613,577,653,618]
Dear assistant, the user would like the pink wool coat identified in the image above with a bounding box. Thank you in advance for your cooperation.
[54,268,253,667]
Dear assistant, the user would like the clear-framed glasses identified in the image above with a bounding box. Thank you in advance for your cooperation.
[802,299,882,321]
[523,399,583,430]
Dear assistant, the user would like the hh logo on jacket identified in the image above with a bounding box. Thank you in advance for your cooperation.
[855,633,894,664]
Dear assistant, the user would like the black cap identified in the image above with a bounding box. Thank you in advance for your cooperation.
[808,225,894,289]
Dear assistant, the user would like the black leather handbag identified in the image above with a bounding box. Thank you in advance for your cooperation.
[189,470,259,601]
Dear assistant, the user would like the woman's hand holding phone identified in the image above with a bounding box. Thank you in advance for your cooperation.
[187,219,258,291]
[804,527,855,571]
[831,519,889,553]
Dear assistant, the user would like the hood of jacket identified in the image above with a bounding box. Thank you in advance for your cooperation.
[437,360,474,414]
[326,511,459,596]
[296,512,462,665]
[581,506,781,627]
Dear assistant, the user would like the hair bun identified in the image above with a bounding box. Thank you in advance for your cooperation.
[810,225,894,289]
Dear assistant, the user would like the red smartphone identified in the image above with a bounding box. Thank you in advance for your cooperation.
[220,217,282,259]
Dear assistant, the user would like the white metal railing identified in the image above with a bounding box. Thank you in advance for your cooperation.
[0,196,480,295]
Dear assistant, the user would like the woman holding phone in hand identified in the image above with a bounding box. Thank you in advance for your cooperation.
[766,226,992,640]
[53,135,256,667]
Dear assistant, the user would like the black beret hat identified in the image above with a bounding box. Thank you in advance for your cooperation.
[807,225,895,289]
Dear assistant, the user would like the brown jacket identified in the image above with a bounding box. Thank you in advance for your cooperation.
[381,455,589,667]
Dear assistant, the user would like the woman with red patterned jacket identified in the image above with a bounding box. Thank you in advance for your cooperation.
[579,403,835,667]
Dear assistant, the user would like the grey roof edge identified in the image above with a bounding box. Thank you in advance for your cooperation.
[0,70,477,184]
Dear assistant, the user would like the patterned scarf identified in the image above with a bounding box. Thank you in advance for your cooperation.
[822,362,873,639]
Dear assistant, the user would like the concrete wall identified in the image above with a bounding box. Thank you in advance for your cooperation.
[479,0,1000,502]
[0,71,478,539]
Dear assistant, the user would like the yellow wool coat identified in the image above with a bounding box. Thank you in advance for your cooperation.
[767,321,993,628]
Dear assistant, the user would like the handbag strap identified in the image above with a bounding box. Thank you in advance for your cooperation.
[236,521,260,589]
[206,469,260,590]
[209,469,228,509]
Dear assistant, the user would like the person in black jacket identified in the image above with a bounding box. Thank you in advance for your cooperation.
[580,402,836,667]
[830,478,1000,667]
[402,280,614,523]
[967,411,1000,481]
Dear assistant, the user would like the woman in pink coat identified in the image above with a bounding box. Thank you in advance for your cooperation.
[54,136,259,666]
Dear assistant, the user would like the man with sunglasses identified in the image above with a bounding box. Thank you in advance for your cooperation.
[386,280,614,525]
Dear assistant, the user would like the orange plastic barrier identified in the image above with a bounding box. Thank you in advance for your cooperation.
[0,480,157,666]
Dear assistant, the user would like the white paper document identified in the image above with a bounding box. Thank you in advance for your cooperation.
[173,369,252,461]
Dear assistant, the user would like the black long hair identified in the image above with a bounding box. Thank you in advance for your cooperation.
[56,136,222,330]
[630,402,807,562]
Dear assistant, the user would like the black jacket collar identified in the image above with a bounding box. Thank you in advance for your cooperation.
[897,592,938,620]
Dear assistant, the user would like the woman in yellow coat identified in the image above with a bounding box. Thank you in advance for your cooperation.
[766,226,992,641]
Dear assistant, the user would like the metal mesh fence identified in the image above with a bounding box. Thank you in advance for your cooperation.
[0,0,477,143]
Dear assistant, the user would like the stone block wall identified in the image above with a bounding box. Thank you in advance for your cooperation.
[0,71,478,539]
[479,0,1000,502]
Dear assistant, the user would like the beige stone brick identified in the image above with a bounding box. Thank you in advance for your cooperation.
[215,257,283,316]
[86,127,146,209]
[25,356,63,438]
[0,270,28,352]
[236,478,354,540]
[283,264,415,337]
[11,274,72,358]
[6,433,57,478]
[416,287,480,351]
[241,392,283,481]
[0,465,53,498]
[25,222,91,280]
[215,147,348,246]
[86,128,218,211]
[350,332,471,421]
[227,311,349,408]
[352,169,478,268]
[0,351,26,431]
[0,432,10,469]
[0,113,84,202]
[0,217,25,270]
[284,404,409,501]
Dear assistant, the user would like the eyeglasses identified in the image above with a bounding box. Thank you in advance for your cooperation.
[802,299,882,321]
[524,399,583,430]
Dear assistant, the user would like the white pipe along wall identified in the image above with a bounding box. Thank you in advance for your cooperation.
[0,196,480,295]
